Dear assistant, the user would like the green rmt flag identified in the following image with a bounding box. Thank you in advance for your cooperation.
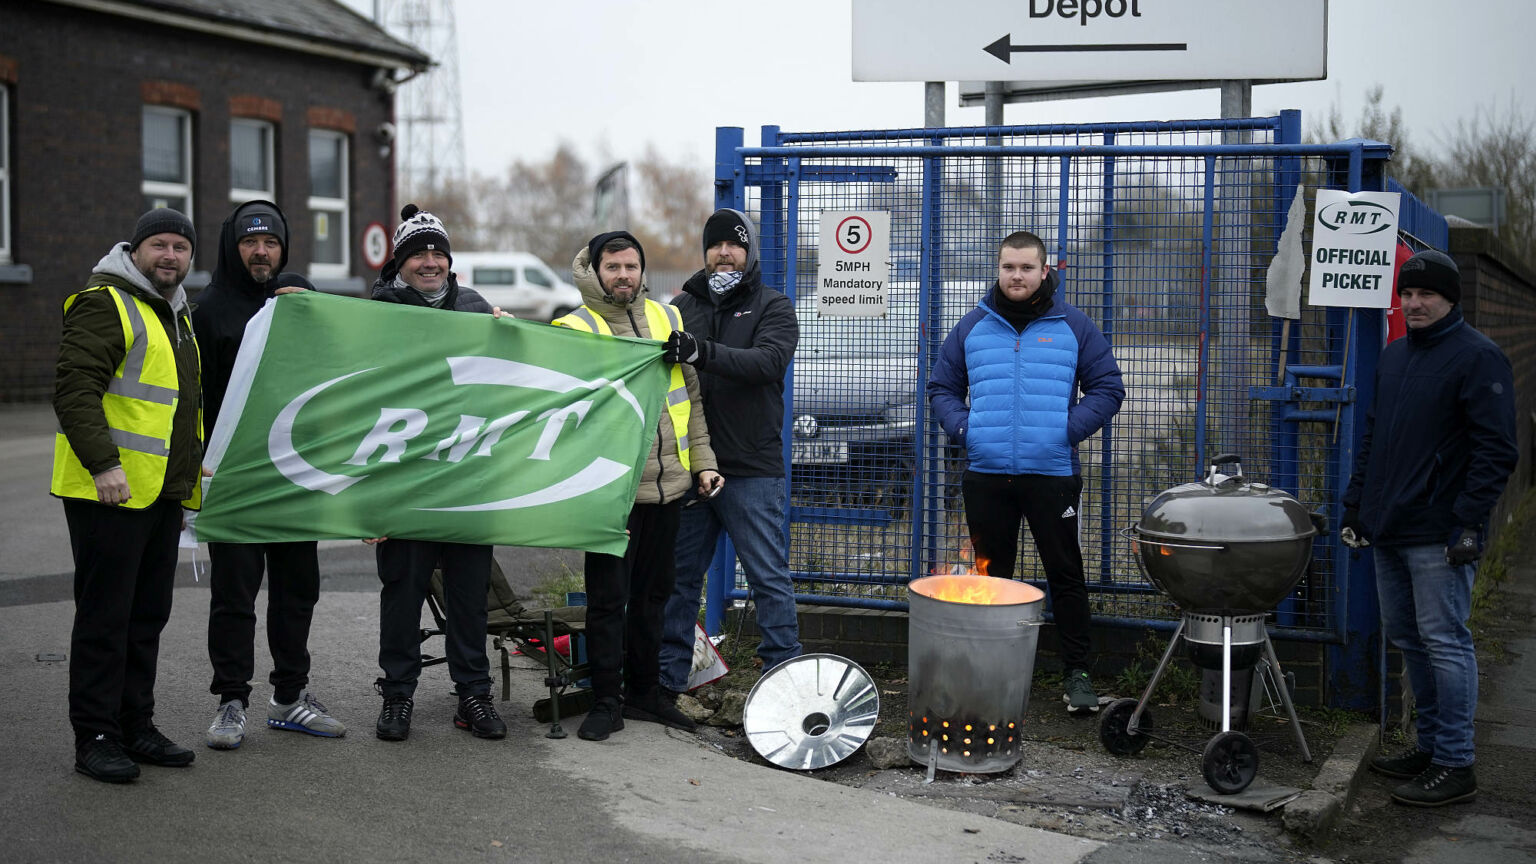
[197,292,665,556]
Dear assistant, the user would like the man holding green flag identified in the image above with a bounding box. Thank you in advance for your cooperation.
[554,231,722,742]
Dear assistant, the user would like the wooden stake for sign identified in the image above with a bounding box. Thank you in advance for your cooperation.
[1276,319,1291,385]
[1333,308,1353,444]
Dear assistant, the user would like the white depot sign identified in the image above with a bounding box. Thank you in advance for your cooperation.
[817,211,892,317]
[852,0,1326,82]
[1307,189,1402,309]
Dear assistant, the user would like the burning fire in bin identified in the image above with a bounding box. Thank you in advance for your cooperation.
[907,573,1044,774]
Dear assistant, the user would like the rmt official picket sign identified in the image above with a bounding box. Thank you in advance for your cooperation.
[1307,189,1402,309]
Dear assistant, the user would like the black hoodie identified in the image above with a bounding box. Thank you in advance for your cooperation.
[191,200,291,436]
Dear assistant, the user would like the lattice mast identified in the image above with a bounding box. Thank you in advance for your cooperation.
[374,0,468,204]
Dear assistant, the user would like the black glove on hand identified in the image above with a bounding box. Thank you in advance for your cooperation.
[1340,508,1369,549]
[1446,527,1482,567]
[663,331,702,365]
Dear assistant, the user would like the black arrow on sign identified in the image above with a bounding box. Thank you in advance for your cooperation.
[984,34,1187,62]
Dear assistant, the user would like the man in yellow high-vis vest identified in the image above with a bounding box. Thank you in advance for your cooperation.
[52,208,204,783]
[553,231,723,742]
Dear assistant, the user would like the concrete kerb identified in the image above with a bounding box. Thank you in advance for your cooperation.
[1280,721,1380,843]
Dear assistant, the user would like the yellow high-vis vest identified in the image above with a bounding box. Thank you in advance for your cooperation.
[553,300,692,472]
[51,285,202,509]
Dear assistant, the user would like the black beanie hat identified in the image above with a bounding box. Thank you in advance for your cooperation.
[131,207,196,252]
[1398,249,1461,304]
[702,209,751,256]
[587,230,645,272]
[391,203,451,271]
[235,201,286,245]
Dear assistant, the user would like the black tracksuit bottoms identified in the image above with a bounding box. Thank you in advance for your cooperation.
[63,497,182,747]
[207,540,320,707]
[962,470,1092,672]
[375,539,492,699]
[583,500,681,702]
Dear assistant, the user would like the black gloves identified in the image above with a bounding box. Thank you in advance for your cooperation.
[663,331,703,365]
[1446,527,1482,567]
[1340,508,1369,549]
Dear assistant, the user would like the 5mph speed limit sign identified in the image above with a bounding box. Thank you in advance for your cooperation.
[816,211,890,317]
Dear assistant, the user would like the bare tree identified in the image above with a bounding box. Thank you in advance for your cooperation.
[629,144,712,273]
[1437,98,1536,265]
[1310,85,1440,196]
[475,142,594,269]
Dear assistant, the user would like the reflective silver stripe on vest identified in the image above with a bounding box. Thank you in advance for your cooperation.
[660,303,682,331]
[677,434,689,452]
[106,288,179,405]
[666,387,689,407]
[108,426,170,457]
[569,307,602,332]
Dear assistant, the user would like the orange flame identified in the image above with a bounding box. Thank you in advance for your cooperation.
[922,576,1011,604]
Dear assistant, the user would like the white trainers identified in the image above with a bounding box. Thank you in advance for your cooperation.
[267,690,346,738]
[206,699,247,750]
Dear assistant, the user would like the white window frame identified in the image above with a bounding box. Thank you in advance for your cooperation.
[229,118,275,204]
[307,130,349,279]
[141,106,193,222]
[0,86,11,264]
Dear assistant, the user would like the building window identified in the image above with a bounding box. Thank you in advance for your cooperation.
[308,130,349,277]
[230,118,274,203]
[0,86,10,264]
[142,106,193,218]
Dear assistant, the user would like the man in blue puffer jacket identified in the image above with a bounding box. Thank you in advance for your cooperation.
[928,231,1124,715]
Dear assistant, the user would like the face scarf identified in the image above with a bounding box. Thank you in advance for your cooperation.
[397,274,450,308]
[708,271,743,297]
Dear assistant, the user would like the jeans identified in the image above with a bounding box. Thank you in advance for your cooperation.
[659,476,802,692]
[1374,543,1477,768]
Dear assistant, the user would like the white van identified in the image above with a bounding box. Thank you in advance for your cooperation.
[451,252,582,322]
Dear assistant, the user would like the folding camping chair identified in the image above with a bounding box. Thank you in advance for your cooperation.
[422,559,592,738]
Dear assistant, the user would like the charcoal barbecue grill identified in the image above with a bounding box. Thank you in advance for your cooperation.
[1101,454,1318,794]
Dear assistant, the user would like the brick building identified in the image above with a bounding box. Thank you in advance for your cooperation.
[0,0,430,401]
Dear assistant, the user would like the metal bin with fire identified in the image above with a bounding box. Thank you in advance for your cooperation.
[1102,454,1319,794]
[907,573,1045,775]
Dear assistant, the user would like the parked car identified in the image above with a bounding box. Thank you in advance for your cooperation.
[451,252,581,322]
[790,288,983,508]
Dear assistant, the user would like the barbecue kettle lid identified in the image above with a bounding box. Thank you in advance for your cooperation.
[1135,454,1317,544]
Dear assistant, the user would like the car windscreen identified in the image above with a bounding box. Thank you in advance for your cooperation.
[797,303,918,359]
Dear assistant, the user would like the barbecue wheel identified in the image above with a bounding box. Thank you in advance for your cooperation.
[1202,730,1259,794]
[1098,698,1152,756]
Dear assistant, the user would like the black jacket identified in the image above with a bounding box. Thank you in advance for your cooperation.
[1343,307,1518,546]
[672,266,798,478]
[370,273,490,314]
[191,200,291,436]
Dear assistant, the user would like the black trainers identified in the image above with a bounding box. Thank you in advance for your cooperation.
[75,735,140,783]
[1392,763,1477,807]
[454,694,507,740]
[123,725,195,767]
[578,697,624,741]
[376,694,414,742]
[1063,669,1100,715]
[623,688,697,732]
[1371,746,1433,779]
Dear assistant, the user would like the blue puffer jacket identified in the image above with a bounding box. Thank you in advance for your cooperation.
[928,276,1125,476]
[1343,306,1517,546]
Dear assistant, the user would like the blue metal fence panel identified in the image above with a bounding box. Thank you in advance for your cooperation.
[704,117,1430,706]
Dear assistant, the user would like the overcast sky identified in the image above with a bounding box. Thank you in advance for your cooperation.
[343,0,1532,178]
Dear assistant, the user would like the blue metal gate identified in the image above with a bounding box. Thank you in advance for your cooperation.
[700,114,1446,708]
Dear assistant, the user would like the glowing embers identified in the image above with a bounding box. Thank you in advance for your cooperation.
[907,712,1019,764]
